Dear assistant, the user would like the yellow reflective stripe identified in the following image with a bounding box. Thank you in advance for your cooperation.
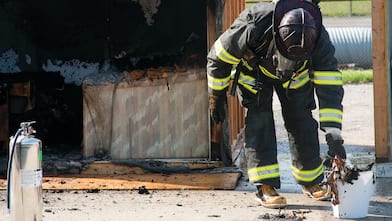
[297,60,308,72]
[313,71,343,85]
[282,70,310,89]
[319,108,343,124]
[230,59,253,80]
[259,65,279,79]
[241,59,253,71]
[292,163,324,182]
[238,72,257,94]
[259,61,308,81]
[207,74,230,91]
[248,164,280,183]
[215,39,241,65]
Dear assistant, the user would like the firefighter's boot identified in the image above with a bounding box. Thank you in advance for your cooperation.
[255,184,287,209]
[302,183,331,201]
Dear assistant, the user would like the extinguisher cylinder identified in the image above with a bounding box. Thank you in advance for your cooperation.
[9,136,43,221]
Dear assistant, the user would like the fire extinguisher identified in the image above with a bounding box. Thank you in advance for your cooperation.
[7,121,43,221]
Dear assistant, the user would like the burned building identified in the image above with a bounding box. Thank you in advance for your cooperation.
[0,0,209,158]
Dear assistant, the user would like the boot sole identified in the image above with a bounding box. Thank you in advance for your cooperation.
[255,197,287,209]
[302,185,331,201]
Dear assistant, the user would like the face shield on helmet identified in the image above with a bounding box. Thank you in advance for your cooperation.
[272,0,322,80]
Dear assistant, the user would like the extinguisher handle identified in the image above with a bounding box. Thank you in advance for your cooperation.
[20,121,36,128]
[20,121,37,135]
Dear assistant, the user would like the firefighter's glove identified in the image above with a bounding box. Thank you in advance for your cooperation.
[209,94,226,124]
[324,127,346,168]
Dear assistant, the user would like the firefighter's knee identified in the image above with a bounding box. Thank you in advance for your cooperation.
[245,147,260,169]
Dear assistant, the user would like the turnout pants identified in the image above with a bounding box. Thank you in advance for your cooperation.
[239,81,324,188]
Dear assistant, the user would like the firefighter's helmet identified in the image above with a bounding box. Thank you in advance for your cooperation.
[273,0,322,60]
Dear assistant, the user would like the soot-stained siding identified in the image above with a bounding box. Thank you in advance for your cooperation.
[0,0,207,84]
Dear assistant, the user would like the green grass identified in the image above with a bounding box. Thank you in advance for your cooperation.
[319,0,371,17]
[342,69,373,84]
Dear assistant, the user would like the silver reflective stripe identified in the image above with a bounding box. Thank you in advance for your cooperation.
[248,164,280,183]
[319,108,343,123]
[282,70,310,89]
[215,39,240,65]
[238,72,257,94]
[207,74,230,91]
[313,71,343,85]
[292,164,324,182]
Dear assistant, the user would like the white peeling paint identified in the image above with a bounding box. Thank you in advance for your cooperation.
[0,49,21,73]
[25,54,32,65]
[132,0,161,26]
[130,57,140,66]
[42,59,100,86]
[114,51,126,59]
[100,59,111,72]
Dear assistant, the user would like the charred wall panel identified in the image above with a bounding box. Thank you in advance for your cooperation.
[110,0,207,69]
[0,0,207,76]
[0,0,107,71]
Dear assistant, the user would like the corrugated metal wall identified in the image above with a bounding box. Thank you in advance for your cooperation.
[327,27,373,68]
[223,0,246,145]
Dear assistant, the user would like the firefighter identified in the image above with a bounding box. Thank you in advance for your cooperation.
[207,0,346,209]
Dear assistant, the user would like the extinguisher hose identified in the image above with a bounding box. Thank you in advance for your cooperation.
[6,128,23,210]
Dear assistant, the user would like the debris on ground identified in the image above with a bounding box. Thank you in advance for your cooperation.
[86,189,100,194]
[256,209,310,221]
[138,185,150,194]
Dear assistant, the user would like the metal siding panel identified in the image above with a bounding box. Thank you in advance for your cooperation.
[83,70,209,159]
